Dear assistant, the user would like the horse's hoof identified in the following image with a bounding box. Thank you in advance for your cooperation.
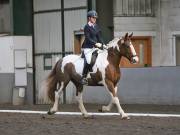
[82,113,89,118]
[47,110,56,115]
[121,116,130,120]
[41,115,46,119]
[98,109,103,112]
[82,114,94,119]
[99,106,110,112]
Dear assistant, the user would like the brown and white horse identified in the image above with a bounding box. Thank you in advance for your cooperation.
[42,33,138,119]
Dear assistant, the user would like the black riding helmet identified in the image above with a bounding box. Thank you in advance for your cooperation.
[87,10,98,18]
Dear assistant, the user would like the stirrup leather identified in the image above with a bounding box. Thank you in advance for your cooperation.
[80,77,88,85]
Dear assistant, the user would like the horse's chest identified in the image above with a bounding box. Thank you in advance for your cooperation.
[89,63,120,84]
[104,65,120,82]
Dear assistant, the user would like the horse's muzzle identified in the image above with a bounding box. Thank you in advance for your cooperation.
[131,56,139,64]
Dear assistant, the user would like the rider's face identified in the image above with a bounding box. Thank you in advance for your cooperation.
[89,17,97,24]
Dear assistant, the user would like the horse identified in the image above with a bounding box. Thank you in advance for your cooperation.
[41,32,139,119]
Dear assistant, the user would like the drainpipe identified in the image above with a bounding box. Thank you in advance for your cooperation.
[61,0,66,104]
[159,0,162,66]
[32,0,36,104]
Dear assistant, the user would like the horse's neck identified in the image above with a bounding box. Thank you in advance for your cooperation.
[107,49,121,67]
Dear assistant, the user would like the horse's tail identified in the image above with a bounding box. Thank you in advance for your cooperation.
[39,59,62,103]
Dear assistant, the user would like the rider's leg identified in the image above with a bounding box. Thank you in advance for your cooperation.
[89,50,98,72]
[81,49,93,85]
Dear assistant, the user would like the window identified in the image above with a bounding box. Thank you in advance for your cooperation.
[44,55,52,70]
[113,0,155,17]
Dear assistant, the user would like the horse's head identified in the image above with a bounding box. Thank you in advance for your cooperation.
[118,33,139,64]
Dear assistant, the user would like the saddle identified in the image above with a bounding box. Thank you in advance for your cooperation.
[81,50,98,72]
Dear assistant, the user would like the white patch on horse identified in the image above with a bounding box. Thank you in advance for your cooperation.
[61,55,84,74]
[90,50,109,84]
[76,92,88,116]
[50,82,64,112]
[113,97,127,117]
[129,42,136,56]
[129,42,139,62]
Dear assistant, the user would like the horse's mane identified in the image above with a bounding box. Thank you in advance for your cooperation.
[106,38,120,49]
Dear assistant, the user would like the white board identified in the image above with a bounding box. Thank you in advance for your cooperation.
[15,69,27,86]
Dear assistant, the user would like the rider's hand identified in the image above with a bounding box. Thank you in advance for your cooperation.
[95,43,102,48]
[103,45,108,50]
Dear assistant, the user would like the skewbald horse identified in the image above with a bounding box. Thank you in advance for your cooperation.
[42,33,138,119]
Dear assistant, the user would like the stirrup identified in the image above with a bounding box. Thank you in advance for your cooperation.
[80,77,88,85]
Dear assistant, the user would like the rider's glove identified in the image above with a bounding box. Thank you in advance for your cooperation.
[103,45,108,50]
[95,43,102,48]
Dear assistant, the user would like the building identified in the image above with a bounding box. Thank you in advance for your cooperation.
[0,0,180,105]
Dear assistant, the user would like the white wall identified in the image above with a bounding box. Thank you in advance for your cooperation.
[83,67,180,105]
[0,36,32,73]
[160,0,180,66]
[13,36,32,73]
[0,36,14,73]
[0,36,32,104]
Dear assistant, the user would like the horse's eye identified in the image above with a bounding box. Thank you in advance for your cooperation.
[125,45,130,48]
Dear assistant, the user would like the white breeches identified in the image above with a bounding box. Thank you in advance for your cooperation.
[83,48,95,64]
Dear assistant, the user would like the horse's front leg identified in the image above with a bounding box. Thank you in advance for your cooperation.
[105,81,129,119]
[48,82,63,115]
[76,92,89,118]
[113,95,129,119]
[101,86,119,112]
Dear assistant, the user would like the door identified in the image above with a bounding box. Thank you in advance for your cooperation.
[120,37,152,68]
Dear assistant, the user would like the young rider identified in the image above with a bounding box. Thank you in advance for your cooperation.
[80,10,105,85]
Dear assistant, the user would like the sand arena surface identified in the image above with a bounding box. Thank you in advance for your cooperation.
[0,104,180,135]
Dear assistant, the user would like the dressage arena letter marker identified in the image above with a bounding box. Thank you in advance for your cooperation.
[0,110,180,118]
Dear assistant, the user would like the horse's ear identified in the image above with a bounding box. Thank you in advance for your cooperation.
[129,32,133,38]
[124,33,128,39]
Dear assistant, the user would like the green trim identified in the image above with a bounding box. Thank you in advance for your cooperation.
[34,51,73,56]
[43,55,52,70]
[13,0,32,35]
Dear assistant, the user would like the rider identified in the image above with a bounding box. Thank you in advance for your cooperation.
[80,10,105,85]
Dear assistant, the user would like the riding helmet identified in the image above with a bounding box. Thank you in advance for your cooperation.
[87,10,98,18]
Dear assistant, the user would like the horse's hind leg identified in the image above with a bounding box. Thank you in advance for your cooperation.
[48,82,64,114]
[75,85,89,118]
[48,79,69,115]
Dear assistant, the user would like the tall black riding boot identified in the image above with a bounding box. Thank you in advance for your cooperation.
[80,63,90,85]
